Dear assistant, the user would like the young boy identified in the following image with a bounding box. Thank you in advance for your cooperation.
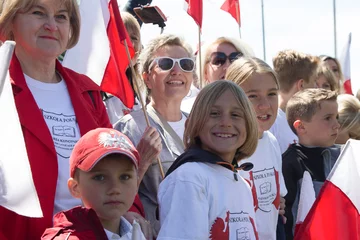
[42,128,145,240]
[282,89,341,239]
[269,50,319,153]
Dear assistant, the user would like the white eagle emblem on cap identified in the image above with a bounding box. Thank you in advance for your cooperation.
[98,131,132,150]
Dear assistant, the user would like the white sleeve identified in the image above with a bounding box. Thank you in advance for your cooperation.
[271,134,288,197]
[157,174,210,239]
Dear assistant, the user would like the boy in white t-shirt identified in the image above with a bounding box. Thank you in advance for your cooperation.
[42,128,145,240]
[226,57,287,240]
[269,50,319,153]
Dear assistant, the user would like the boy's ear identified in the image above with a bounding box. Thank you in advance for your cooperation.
[142,72,152,90]
[68,178,81,199]
[293,119,306,135]
[296,79,305,91]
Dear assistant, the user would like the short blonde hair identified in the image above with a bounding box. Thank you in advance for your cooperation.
[337,94,360,140]
[121,11,141,53]
[273,50,319,93]
[316,62,339,92]
[286,88,338,135]
[0,0,80,49]
[184,80,258,161]
[139,34,193,74]
[225,57,279,88]
[196,37,254,88]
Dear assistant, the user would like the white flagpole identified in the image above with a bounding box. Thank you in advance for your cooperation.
[333,0,337,58]
[261,0,266,61]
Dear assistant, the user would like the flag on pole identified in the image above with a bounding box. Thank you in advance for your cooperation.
[294,139,360,240]
[0,41,43,218]
[221,0,241,26]
[63,0,135,108]
[339,32,352,94]
[294,171,316,236]
[184,0,203,28]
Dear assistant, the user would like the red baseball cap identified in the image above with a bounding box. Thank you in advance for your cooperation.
[69,128,139,178]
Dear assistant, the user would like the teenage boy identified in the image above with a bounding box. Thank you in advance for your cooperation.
[282,89,341,239]
[42,128,145,240]
[270,50,319,153]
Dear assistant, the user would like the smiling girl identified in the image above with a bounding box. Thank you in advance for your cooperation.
[226,57,288,240]
[157,80,259,239]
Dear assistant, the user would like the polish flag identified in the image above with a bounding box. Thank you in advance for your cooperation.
[221,0,241,26]
[63,0,135,108]
[339,33,352,94]
[0,41,42,218]
[184,0,203,28]
[294,171,316,236]
[294,139,360,240]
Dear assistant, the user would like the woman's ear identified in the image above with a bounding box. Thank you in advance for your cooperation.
[68,178,81,199]
[142,72,152,90]
[296,79,305,91]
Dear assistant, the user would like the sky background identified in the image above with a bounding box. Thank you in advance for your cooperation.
[119,0,360,93]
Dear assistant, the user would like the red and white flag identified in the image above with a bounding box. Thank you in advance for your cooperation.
[221,0,241,26]
[0,41,42,218]
[294,139,360,240]
[340,32,352,94]
[184,0,203,28]
[294,171,316,236]
[63,0,135,108]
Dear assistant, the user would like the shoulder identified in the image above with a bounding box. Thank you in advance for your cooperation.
[282,144,301,162]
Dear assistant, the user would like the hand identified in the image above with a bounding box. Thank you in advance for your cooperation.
[136,127,162,181]
[279,197,286,216]
[123,211,153,240]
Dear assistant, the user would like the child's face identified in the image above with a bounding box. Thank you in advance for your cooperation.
[302,100,340,147]
[240,73,278,136]
[198,89,247,163]
[74,155,138,227]
[316,75,331,90]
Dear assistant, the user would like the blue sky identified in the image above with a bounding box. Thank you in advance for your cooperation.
[119,0,360,92]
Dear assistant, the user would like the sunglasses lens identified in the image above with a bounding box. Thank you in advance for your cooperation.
[211,53,226,66]
[179,58,195,72]
[157,58,174,71]
[229,52,242,62]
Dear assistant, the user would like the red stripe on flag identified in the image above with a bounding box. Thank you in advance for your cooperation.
[101,0,135,108]
[185,0,203,28]
[294,180,360,240]
[344,79,353,95]
[221,0,241,26]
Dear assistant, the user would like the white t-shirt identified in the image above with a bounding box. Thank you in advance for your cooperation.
[167,113,186,141]
[269,108,298,153]
[25,74,81,215]
[104,217,146,240]
[239,131,287,240]
[181,84,199,114]
[158,162,258,239]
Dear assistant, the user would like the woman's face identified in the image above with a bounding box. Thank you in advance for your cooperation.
[11,0,70,59]
[204,42,239,83]
[325,59,340,80]
[145,45,194,103]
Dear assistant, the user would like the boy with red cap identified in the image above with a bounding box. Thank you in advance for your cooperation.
[42,128,146,240]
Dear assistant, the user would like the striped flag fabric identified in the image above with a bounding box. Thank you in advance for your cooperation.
[184,0,203,28]
[0,41,43,218]
[340,32,352,94]
[63,0,135,108]
[221,0,241,26]
[294,139,360,240]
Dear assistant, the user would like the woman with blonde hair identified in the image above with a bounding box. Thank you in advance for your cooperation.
[320,55,346,93]
[196,36,254,87]
[226,57,287,240]
[316,62,339,92]
[336,94,360,144]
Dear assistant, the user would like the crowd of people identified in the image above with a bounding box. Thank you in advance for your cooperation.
[1,0,360,239]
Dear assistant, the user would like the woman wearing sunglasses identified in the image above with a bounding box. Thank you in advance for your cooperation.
[197,37,254,86]
[115,34,195,237]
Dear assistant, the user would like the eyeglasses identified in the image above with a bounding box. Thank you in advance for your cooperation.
[149,57,195,72]
[209,52,243,66]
